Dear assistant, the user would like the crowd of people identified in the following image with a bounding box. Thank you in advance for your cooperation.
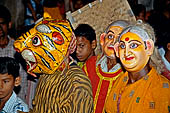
[0,0,170,113]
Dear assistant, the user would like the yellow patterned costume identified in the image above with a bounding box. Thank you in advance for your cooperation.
[105,67,170,113]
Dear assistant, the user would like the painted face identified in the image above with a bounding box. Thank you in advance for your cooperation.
[119,32,150,72]
[103,26,123,59]
[76,36,93,62]
[14,19,73,76]
[0,73,15,100]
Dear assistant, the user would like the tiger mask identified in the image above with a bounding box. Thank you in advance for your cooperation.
[14,13,75,77]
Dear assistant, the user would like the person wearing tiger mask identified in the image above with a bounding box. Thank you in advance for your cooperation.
[14,12,94,113]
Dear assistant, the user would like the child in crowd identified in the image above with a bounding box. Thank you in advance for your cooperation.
[0,57,29,113]
[132,4,146,22]
[0,5,29,104]
[74,24,97,68]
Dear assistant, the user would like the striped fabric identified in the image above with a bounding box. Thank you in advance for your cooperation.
[1,91,29,113]
[30,65,93,113]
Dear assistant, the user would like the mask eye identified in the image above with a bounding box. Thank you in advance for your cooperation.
[119,42,125,49]
[52,32,64,45]
[108,34,114,39]
[130,43,138,49]
[32,36,42,46]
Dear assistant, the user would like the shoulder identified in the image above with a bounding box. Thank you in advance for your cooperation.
[14,96,29,112]
[3,92,29,112]
[149,71,170,103]
[83,55,97,69]
[150,68,170,93]
[157,74,170,86]
[153,67,170,84]
[68,65,90,81]
[68,65,92,86]
[85,55,97,64]
[69,65,85,74]
[8,37,15,44]
[82,56,98,73]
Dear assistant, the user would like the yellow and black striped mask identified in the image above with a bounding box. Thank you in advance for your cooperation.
[14,16,73,76]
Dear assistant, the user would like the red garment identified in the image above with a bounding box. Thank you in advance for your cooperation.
[162,66,170,80]
[83,55,123,113]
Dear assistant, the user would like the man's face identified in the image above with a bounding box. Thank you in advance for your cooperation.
[76,36,93,62]
[0,73,15,101]
[0,18,8,39]
[118,32,150,72]
[102,26,123,59]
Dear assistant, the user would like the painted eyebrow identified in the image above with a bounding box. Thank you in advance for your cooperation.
[128,40,142,44]
[107,30,115,34]
[119,41,125,44]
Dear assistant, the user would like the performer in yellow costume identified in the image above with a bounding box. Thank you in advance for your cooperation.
[105,20,170,113]
[14,13,93,113]
[83,20,129,113]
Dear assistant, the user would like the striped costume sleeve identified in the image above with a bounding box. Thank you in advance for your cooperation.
[30,65,94,113]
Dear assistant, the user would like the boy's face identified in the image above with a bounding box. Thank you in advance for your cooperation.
[76,36,94,62]
[0,18,9,39]
[118,32,150,72]
[136,11,145,22]
[102,26,123,59]
[0,73,16,101]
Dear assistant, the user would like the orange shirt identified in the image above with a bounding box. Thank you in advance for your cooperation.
[105,67,170,113]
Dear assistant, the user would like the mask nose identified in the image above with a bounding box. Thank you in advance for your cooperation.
[125,46,129,57]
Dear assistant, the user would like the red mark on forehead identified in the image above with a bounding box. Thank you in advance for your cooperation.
[125,37,129,41]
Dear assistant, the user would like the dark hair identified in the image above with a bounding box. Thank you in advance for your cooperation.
[43,0,62,7]
[157,29,170,52]
[0,5,11,24]
[74,24,96,43]
[132,4,146,17]
[147,10,170,51]
[0,57,20,79]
